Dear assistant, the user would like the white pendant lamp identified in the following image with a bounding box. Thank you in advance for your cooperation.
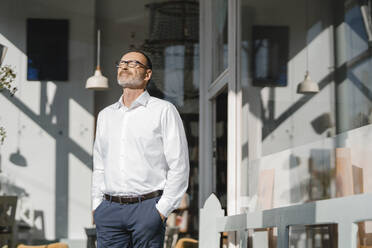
[86,30,108,90]
[297,70,319,94]
[297,0,319,94]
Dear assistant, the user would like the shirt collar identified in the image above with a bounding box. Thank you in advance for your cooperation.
[116,90,150,109]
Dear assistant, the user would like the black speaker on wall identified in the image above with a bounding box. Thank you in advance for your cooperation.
[27,18,69,81]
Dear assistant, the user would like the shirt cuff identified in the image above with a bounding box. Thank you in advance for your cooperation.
[92,197,103,211]
[155,197,173,217]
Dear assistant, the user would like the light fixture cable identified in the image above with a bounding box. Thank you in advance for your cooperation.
[97,30,101,69]
[305,0,309,74]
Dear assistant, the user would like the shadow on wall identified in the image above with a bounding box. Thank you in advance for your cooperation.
[1,2,94,238]
[0,175,46,242]
[2,77,93,238]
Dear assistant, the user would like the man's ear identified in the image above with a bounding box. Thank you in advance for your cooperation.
[145,69,152,81]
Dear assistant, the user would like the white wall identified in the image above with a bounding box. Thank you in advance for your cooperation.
[0,0,95,242]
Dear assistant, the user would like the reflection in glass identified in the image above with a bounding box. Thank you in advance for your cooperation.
[240,0,372,157]
[237,0,372,246]
[247,228,277,247]
[336,3,372,133]
[212,0,228,81]
[147,44,200,236]
[289,225,338,248]
[252,26,289,87]
[244,123,372,216]
[142,0,200,237]
[213,89,228,210]
[357,221,372,247]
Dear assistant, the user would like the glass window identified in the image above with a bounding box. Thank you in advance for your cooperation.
[213,89,228,210]
[336,1,372,133]
[239,1,372,247]
[212,0,228,81]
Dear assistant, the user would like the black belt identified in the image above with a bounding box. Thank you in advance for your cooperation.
[104,190,163,204]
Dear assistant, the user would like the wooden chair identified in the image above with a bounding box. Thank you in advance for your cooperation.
[0,196,17,248]
[17,243,68,248]
[174,238,198,248]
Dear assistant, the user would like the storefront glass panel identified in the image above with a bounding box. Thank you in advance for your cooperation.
[336,0,372,133]
[240,0,372,246]
[211,0,228,81]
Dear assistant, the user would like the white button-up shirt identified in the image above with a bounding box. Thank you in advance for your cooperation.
[92,90,189,217]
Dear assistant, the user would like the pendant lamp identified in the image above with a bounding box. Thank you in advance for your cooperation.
[86,30,108,90]
[297,70,319,94]
[297,0,319,94]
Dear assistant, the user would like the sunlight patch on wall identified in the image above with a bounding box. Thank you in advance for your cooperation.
[0,33,41,116]
[68,152,92,239]
[68,98,94,155]
[46,81,58,124]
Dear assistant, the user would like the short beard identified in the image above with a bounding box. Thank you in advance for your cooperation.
[117,78,145,89]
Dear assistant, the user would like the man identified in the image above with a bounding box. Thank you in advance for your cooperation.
[92,50,190,248]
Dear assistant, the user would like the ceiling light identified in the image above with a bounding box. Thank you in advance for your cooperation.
[297,71,319,94]
[86,30,108,90]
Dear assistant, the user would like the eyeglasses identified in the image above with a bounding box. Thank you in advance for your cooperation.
[115,60,148,69]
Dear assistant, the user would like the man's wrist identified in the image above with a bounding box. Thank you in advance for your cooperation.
[157,210,165,221]
[155,199,172,217]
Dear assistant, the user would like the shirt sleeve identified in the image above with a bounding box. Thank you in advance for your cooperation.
[155,104,190,217]
[91,112,105,211]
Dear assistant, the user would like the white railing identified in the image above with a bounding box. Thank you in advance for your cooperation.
[199,193,372,248]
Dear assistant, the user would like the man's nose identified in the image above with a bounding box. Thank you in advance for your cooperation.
[118,64,129,71]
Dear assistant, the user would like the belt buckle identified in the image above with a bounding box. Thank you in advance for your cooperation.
[138,195,145,203]
[119,197,126,205]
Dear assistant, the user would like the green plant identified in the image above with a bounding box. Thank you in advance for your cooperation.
[0,65,16,144]
[0,65,16,94]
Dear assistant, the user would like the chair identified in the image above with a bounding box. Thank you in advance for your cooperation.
[17,243,68,248]
[0,196,17,248]
[174,238,198,248]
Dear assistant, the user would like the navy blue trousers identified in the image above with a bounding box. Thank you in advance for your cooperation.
[94,196,166,248]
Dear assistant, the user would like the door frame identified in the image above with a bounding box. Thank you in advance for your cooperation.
[199,0,242,218]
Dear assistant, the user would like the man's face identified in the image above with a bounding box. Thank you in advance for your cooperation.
[117,52,152,89]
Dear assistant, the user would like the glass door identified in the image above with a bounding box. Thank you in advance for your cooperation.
[199,0,241,218]
[200,0,241,246]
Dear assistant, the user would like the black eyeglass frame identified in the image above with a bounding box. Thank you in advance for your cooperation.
[115,60,149,69]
